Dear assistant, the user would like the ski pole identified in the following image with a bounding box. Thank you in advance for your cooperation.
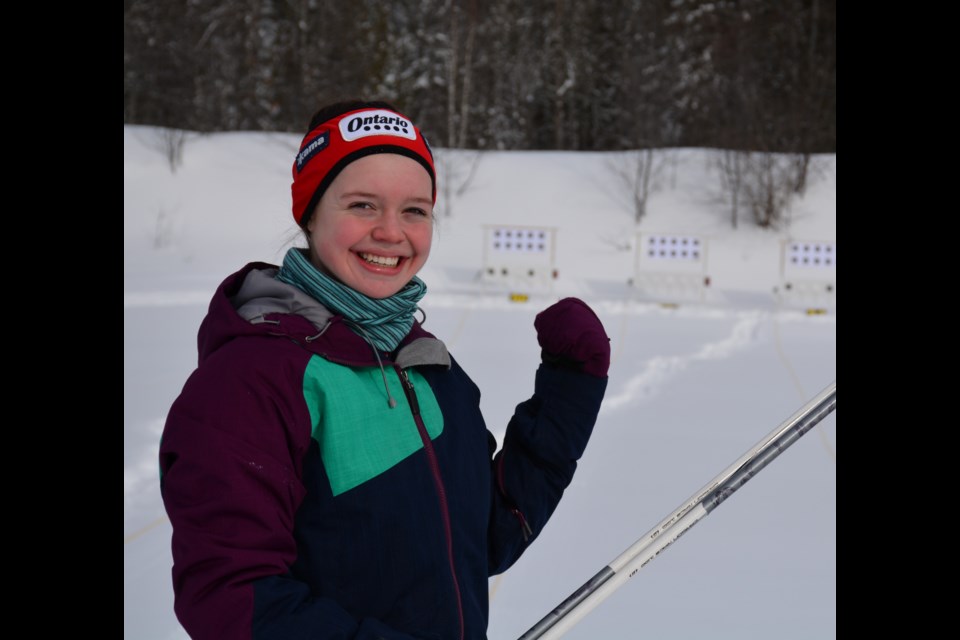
[517,381,837,640]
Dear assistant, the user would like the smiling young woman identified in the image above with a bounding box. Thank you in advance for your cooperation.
[159,100,611,640]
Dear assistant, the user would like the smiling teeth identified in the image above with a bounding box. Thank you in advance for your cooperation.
[360,253,400,267]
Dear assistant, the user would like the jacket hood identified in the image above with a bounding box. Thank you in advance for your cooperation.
[196,262,450,369]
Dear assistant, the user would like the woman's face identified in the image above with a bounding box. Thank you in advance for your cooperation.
[307,154,434,299]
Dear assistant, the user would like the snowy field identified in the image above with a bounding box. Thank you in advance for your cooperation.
[124,127,836,640]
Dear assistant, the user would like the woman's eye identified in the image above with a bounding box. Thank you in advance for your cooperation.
[406,207,430,217]
[349,201,373,210]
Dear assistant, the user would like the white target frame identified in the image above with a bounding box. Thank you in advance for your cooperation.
[632,233,710,301]
[481,225,558,289]
[777,239,836,307]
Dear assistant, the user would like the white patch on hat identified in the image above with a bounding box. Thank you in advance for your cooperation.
[340,110,417,142]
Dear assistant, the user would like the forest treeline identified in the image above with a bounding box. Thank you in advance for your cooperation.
[124,0,835,154]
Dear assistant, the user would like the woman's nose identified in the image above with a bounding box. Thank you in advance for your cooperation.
[371,211,404,242]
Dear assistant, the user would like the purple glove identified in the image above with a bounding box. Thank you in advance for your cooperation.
[534,297,611,378]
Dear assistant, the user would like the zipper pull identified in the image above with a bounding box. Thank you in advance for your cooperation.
[398,369,421,416]
[511,508,533,542]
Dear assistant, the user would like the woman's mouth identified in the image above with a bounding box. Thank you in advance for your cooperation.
[359,252,401,268]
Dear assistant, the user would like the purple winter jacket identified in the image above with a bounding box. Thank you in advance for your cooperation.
[159,262,607,639]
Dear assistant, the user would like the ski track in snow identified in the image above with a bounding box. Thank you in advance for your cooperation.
[600,311,766,414]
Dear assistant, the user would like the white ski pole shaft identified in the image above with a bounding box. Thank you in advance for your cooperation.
[518,381,837,640]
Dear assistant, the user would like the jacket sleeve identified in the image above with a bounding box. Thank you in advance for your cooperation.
[487,362,607,574]
[159,350,420,640]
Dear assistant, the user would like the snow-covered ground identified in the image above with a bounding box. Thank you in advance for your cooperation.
[124,126,836,640]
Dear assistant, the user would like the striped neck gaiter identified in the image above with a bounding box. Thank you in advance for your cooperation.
[275,248,427,353]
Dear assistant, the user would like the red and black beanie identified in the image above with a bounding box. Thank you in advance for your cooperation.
[291,104,437,227]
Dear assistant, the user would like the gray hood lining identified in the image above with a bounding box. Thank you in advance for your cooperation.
[232,267,333,331]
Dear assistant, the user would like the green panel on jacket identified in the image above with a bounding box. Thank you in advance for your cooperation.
[303,356,444,496]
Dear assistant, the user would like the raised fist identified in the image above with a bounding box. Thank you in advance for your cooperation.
[534,297,610,378]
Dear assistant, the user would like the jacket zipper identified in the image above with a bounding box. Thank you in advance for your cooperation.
[397,367,465,640]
